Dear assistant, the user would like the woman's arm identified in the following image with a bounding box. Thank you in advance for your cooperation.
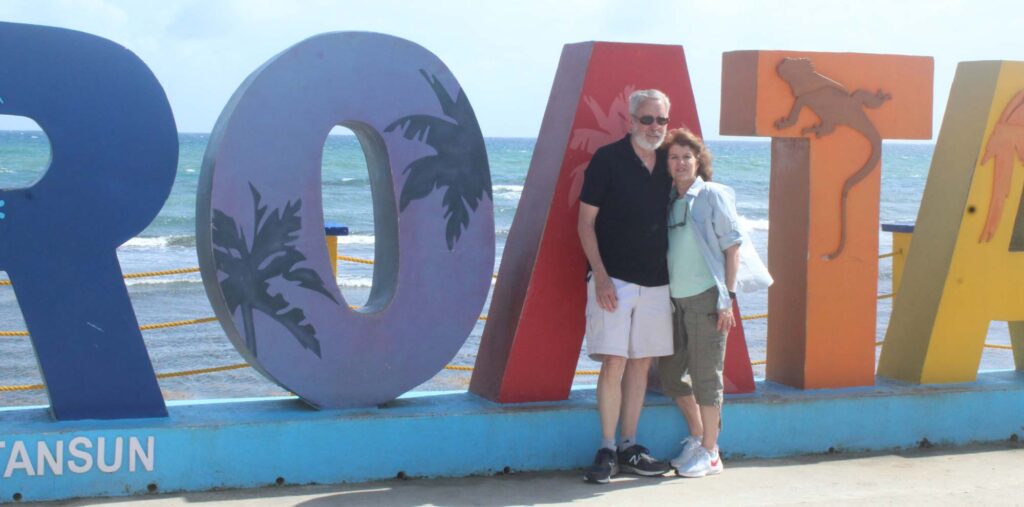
[717,243,740,334]
[724,243,739,294]
[714,186,743,333]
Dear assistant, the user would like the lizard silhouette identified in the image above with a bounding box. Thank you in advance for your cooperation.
[773,57,891,260]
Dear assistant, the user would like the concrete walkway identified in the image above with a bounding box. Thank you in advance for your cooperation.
[33,442,1023,506]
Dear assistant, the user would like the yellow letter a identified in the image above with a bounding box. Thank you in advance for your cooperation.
[879,61,1024,383]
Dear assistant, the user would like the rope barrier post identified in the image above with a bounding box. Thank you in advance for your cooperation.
[324,223,350,279]
[881,223,914,303]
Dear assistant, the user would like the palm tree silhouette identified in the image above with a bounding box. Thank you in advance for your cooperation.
[385,69,491,250]
[567,85,635,207]
[212,184,338,358]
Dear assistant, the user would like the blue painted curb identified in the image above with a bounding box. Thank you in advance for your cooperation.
[1,370,1022,503]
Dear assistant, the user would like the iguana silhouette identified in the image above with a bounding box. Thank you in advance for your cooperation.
[773,57,891,260]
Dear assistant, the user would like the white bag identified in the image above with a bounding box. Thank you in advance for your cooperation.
[735,230,773,293]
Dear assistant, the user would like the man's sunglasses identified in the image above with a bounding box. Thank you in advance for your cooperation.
[634,115,670,126]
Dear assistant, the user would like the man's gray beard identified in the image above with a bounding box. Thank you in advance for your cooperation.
[634,133,665,151]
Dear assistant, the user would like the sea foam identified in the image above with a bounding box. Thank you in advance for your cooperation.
[493,185,524,200]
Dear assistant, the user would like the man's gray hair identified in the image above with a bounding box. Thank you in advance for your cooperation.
[629,89,670,115]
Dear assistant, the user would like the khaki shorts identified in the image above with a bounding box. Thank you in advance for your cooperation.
[657,287,727,407]
[585,277,673,360]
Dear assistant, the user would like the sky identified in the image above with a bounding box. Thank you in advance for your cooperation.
[2,0,1023,139]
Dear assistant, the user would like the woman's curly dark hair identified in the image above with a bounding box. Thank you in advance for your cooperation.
[660,128,713,181]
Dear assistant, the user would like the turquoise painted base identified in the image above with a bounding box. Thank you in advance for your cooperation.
[1,371,1022,503]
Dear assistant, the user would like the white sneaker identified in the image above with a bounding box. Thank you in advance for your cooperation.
[670,435,703,470]
[676,446,723,478]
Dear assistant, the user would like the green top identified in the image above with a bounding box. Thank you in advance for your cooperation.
[668,195,715,298]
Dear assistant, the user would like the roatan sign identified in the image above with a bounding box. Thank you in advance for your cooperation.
[0,22,1021,424]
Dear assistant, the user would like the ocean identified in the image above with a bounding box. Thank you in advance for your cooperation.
[0,132,1014,406]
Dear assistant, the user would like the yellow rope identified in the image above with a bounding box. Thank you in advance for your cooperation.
[742,312,768,321]
[878,250,902,260]
[0,383,45,392]
[124,267,201,279]
[140,317,219,331]
[0,267,201,287]
[336,255,375,266]
[156,363,249,379]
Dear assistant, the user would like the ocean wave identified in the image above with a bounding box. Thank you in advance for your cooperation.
[122,236,172,249]
[493,184,524,200]
[324,177,366,187]
[124,276,201,287]
[339,234,375,245]
[337,277,373,288]
[122,235,197,249]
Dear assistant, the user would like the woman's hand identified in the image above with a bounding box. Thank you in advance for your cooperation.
[717,306,735,334]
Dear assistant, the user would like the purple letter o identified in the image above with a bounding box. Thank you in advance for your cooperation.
[197,32,494,408]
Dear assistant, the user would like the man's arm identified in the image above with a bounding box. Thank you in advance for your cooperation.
[578,202,617,312]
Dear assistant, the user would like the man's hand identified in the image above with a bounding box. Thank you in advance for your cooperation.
[594,273,618,312]
[717,307,735,334]
[578,202,618,311]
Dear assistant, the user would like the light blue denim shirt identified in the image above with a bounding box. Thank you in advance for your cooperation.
[670,177,743,310]
[667,196,716,298]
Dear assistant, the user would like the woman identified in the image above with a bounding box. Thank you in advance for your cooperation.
[657,128,741,478]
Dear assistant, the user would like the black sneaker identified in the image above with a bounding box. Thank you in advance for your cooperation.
[618,444,670,476]
[583,447,619,484]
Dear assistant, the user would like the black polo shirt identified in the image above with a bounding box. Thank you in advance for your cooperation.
[579,134,672,287]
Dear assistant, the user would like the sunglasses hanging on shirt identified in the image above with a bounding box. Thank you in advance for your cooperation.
[668,197,688,228]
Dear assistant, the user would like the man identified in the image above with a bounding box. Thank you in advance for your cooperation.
[577,89,674,484]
